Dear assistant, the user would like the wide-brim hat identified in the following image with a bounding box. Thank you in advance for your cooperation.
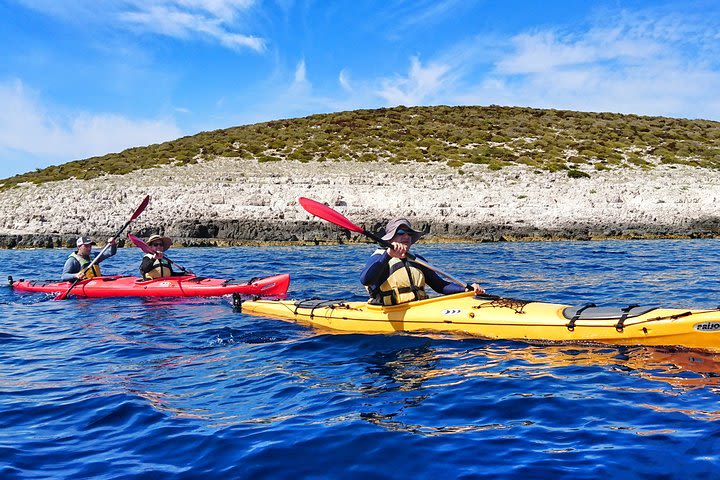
[147,234,172,250]
[380,218,424,243]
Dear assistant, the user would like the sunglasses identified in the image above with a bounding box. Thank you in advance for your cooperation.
[395,228,412,236]
[150,242,164,247]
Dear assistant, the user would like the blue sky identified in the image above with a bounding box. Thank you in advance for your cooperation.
[1,0,719,179]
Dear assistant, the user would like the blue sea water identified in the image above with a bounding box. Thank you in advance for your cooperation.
[2,240,720,479]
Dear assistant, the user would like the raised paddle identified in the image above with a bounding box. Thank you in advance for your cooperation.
[55,195,151,300]
[298,197,470,289]
[127,233,190,275]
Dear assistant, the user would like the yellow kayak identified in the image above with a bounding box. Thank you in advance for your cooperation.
[237,292,720,352]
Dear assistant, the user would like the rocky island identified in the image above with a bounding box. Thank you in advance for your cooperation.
[1,106,718,248]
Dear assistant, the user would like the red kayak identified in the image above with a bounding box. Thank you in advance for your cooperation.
[10,274,290,298]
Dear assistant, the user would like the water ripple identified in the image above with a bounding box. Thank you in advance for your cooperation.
[2,240,720,478]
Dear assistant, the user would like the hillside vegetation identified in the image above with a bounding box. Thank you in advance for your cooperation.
[2,105,719,189]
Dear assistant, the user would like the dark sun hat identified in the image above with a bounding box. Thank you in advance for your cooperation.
[380,218,424,242]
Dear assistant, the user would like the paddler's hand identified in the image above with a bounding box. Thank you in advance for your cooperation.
[74,272,85,280]
[387,242,409,259]
[466,283,485,295]
[154,251,164,260]
[107,238,116,245]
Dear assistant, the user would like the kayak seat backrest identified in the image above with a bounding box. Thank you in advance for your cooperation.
[562,305,658,321]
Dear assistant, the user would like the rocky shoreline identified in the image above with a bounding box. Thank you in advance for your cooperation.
[0,158,719,248]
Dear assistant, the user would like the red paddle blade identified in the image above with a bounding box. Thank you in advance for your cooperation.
[299,197,364,234]
[130,195,151,221]
[127,233,153,254]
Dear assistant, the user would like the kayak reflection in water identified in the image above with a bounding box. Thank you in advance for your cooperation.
[360,218,484,306]
[61,236,117,281]
[139,234,192,280]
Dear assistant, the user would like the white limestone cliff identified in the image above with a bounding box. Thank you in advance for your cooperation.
[0,158,718,246]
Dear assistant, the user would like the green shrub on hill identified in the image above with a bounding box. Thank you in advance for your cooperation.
[2,105,719,189]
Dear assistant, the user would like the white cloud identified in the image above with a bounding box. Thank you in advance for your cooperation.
[231,61,361,125]
[495,27,664,75]
[366,11,720,120]
[483,14,720,119]
[496,32,600,74]
[294,59,307,84]
[119,2,264,52]
[0,79,181,166]
[338,69,352,92]
[376,56,453,105]
[172,0,256,20]
[373,0,473,36]
[397,0,470,29]
[18,0,264,52]
[290,59,311,93]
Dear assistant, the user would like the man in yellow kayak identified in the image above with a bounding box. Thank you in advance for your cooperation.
[61,236,117,281]
[360,218,484,305]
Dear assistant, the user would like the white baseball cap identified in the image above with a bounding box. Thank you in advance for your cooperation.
[76,236,96,247]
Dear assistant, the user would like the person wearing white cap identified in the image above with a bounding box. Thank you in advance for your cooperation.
[360,218,483,305]
[60,236,117,281]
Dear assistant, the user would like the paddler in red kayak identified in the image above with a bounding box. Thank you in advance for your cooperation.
[139,234,192,279]
[360,218,484,305]
[61,236,117,281]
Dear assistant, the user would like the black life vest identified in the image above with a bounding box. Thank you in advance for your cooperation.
[142,254,173,279]
[370,251,428,305]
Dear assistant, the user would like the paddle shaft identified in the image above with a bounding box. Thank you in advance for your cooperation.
[56,196,150,300]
